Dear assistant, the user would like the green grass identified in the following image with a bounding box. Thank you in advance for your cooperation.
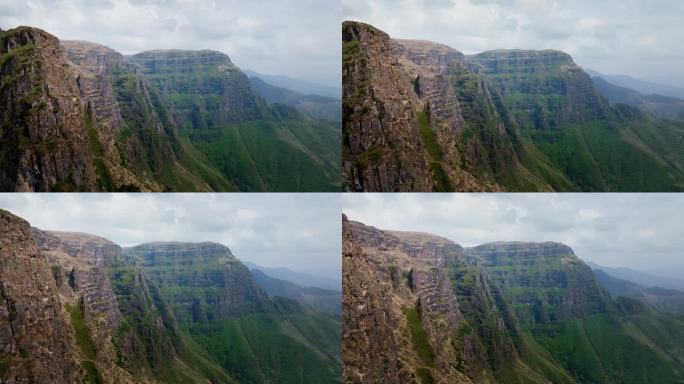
[402,305,434,366]
[81,360,104,384]
[416,111,452,191]
[189,313,340,384]
[416,367,435,384]
[67,304,97,360]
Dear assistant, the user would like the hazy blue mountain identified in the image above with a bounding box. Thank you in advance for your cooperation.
[248,76,341,121]
[591,76,684,121]
[251,269,341,315]
[244,69,341,99]
[587,261,684,291]
[243,261,340,291]
[586,69,684,99]
[593,269,684,315]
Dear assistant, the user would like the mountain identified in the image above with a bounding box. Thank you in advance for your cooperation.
[586,69,684,100]
[342,215,684,384]
[248,76,341,121]
[243,261,341,290]
[592,269,684,316]
[243,69,341,99]
[342,21,684,192]
[251,269,341,315]
[0,208,340,383]
[591,76,684,122]
[0,26,340,192]
[587,261,684,291]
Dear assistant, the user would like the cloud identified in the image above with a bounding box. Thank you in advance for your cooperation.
[343,193,684,279]
[0,0,340,86]
[343,0,684,80]
[0,193,341,280]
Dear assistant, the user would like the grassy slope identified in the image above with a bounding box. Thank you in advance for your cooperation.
[190,118,340,192]
[111,67,236,192]
[189,312,341,384]
[107,264,236,384]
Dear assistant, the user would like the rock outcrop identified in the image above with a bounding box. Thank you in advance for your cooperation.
[0,209,83,383]
[0,27,98,191]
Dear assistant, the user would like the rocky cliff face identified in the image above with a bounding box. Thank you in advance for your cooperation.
[342,21,561,192]
[0,209,83,383]
[343,217,684,384]
[468,50,610,130]
[126,50,267,126]
[465,242,614,323]
[342,21,437,191]
[123,242,271,323]
[0,27,98,191]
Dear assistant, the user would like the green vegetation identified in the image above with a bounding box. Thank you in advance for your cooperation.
[81,360,103,384]
[190,313,340,384]
[416,367,435,384]
[416,111,452,191]
[84,105,114,191]
[403,305,434,366]
[67,303,97,360]
[66,303,103,384]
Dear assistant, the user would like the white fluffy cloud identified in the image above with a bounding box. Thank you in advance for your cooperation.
[0,0,341,86]
[343,193,684,279]
[343,0,684,82]
[0,193,342,280]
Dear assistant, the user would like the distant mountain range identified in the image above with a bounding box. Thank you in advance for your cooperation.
[590,75,684,122]
[243,69,341,99]
[586,69,684,100]
[243,261,341,291]
[587,261,684,291]
[342,21,684,192]
[248,76,341,121]
[0,26,340,192]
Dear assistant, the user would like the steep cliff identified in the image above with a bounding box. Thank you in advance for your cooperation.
[343,21,684,191]
[343,217,684,384]
[0,27,98,191]
[0,209,83,383]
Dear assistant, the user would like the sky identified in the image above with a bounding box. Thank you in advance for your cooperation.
[343,0,684,84]
[0,193,342,280]
[343,193,684,279]
[0,0,341,86]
